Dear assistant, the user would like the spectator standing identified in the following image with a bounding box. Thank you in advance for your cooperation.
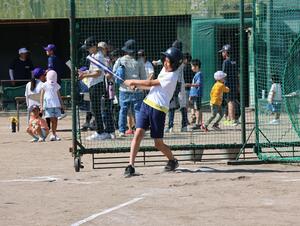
[267,74,282,124]
[44,44,65,85]
[138,49,154,80]
[40,70,64,141]
[219,44,239,126]
[113,39,147,137]
[78,37,112,140]
[98,41,116,138]
[188,59,204,130]
[9,47,34,84]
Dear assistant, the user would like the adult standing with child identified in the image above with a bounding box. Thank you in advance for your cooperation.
[78,37,112,141]
[113,39,147,137]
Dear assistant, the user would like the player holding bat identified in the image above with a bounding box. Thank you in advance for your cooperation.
[123,47,183,176]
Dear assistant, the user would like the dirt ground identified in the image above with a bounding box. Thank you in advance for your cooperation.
[1,115,300,226]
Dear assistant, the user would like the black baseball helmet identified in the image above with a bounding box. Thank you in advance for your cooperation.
[81,36,98,49]
[161,47,183,71]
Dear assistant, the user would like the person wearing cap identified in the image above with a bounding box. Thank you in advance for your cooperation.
[123,47,182,177]
[112,39,147,137]
[44,44,65,85]
[78,36,112,141]
[40,70,65,141]
[9,47,34,84]
[24,67,46,123]
[98,41,115,138]
[219,44,239,126]
[203,71,230,132]
[137,49,154,80]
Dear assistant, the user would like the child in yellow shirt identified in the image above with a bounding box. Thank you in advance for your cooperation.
[203,71,229,131]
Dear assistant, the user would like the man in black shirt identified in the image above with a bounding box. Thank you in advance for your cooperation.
[219,44,239,126]
[9,48,34,83]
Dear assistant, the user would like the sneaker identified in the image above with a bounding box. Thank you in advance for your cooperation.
[30,137,39,143]
[181,126,190,132]
[110,132,116,139]
[223,119,231,125]
[269,119,280,125]
[230,120,240,126]
[119,132,126,137]
[124,165,135,177]
[212,124,221,131]
[125,130,135,135]
[164,159,179,171]
[58,113,67,120]
[86,132,111,141]
[192,124,201,130]
[54,136,61,141]
[164,127,173,133]
[38,137,45,142]
[81,122,90,131]
[49,134,56,141]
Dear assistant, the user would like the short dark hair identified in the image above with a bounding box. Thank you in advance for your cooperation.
[271,74,280,83]
[183,52,192,62]
[191,59,201,68]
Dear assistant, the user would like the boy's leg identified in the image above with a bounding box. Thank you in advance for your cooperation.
[205,105,217,127]
[214,105,224,125]
[154,139,175,160]
[89,83,105,134]
[129,128,145,165]
[118,92,129,134]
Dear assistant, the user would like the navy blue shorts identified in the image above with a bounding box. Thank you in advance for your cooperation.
[136,102,166,139]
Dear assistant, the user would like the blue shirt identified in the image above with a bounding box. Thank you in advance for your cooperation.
[189,71,203,97]
[48,55,65,83]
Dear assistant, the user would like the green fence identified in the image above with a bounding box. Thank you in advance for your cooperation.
[68,0,300,170]
[254,0,300,161]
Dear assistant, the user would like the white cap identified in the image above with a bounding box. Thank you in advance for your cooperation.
[214,71,227,81]
[46,70,58,84]
[18,48,29,54]
[98,41,108,49]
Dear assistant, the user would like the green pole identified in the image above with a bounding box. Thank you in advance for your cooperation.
[69,0,77,154]
[240,0,246,144]
[253,0,260,154]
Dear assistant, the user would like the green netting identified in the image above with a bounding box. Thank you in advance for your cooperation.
[69,0,300,163]
[254,0,300,161]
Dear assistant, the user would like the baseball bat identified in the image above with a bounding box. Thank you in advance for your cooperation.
[86,55,124,82]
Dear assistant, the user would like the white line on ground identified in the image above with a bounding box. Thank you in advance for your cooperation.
[70,194,147,226]
[282,179,300,182]
[0,176,59,183]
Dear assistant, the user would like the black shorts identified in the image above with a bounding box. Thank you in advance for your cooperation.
[190,96,202,110]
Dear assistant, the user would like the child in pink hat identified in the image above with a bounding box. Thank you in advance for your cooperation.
[40,70,64,141]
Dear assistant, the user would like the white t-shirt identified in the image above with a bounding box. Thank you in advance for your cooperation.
[268,83,282,102]
[24,80,43,109]
[41,82,61,108]
[87,51,104,88]
[145,68,179,110]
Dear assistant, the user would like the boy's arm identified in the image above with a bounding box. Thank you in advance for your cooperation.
[223,85,230,93]
[124,79,160,90]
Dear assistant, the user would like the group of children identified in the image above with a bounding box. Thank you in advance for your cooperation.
[25,69,64,142]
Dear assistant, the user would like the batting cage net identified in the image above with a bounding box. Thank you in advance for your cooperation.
[69,0,300,170]
[254,0,300,161]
